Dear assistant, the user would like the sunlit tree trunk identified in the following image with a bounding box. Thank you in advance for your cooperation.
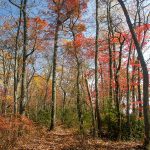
[49,22,59,130]
[60,63,66,123]
[95,0,102,137]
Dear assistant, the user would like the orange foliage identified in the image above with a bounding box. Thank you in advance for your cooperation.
[0,116,10,130]
[0,115,33,131]
[3,22,11,30]
[34,17,48,30]
[27,17,48,30]
[74,33,84,48]
[74,23,86,32]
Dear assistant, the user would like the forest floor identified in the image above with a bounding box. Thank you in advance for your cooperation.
[12,125,144,150]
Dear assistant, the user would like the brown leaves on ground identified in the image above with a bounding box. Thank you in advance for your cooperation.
[0,115,35,150]
[12,126,143,150]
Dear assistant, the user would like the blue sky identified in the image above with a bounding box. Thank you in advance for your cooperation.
[0,0,149,69]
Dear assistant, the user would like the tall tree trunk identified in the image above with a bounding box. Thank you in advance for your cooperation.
[131,52,136,114]
[20,0,27,115]
[14,2,22,114]
[118,0,150,148]
[49,22,59,130]
[106,1,113,135]
[114,35,125,139]
[126,41,132,137]
[71,27,83,132]
[107,0,113,107]
[60,63,66,123]
[131,74,136,114]
[114,75,121,138]
[76,60,83,132]
[95,0,102,137]
[112,37,117,105]
[135,0,142,118]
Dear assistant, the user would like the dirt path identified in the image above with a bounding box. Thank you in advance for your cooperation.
[13,126,143,150]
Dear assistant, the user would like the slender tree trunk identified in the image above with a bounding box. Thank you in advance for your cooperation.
[60,63,66,123]
[137,66,142,117]
[115,75,121,138]
[95,0,102,137]
[61,91,66,123]
[76,61,83,132]
[1,86,7,115]
[1,55,6,115]
[106,1,113,135]
[107,0,113,107]
[126,41,132,137]
[3,81,8,115]
[20,0,27,115]
[132,78,136,114]
[131,62,136,114]
[118,0,150,148]
[99,63,104,109]
[43,66,52,110]
[71,28,83,132]
[14,2,22,114]
[112,38,117,106]
[85,77,96,137]
[49,22,59,130]
[1,48,12,115]
[1,98,6,115]
[114,36,125,139]
[135,0,143,118]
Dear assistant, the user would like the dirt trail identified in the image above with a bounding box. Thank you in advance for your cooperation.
[13,126,143,150]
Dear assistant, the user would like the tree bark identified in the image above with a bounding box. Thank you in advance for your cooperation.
[49,22,59,130]
[137,66,142,117]
[126,41,132,137]
[107,0,113,107]
[76,60,83,132]
[114,34,125,139]
[14,1,22,115]
[95,0,102,137]
[20,0,27,115]
[131,51,136,114]
[43,66,52,110]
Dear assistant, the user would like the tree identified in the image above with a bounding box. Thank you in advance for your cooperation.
[118,0,150,148]
[95,0,102,137]
[48,0,82,130]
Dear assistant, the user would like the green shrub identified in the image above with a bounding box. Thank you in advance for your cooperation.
[102,109,144,140]
[29,109,50,127]
[58,107,78,128]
